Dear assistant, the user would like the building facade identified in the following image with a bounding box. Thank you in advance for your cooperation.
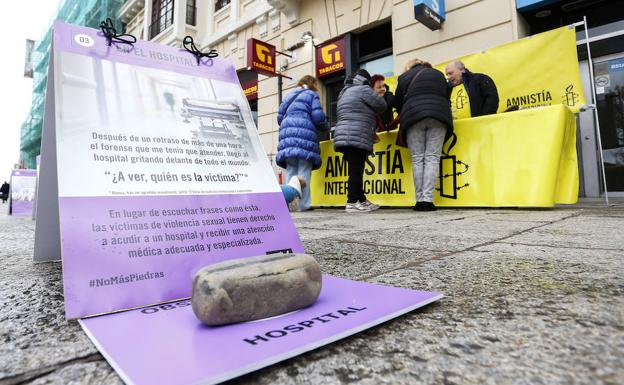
[20,0,124,169]
[22,0,624,197]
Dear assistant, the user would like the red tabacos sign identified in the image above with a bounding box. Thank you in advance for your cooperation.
[242,80,258,101]
[316,37,346,78]
[247,38,276,77]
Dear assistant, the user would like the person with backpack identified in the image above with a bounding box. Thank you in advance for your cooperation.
[394,59,453,212]
[276,75,326,211]
[333,69,387,213]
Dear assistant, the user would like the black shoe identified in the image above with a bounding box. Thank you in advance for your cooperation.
[422,202,436,211]
[414,202,436,211]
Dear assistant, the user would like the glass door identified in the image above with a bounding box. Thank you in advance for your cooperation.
[594,54,624,193]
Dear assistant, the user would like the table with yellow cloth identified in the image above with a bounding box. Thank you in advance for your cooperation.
[311,105,578,207]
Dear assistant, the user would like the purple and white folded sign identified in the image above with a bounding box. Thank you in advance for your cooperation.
[9,169,37,216]
[80,276,442,385]
[38,21,443,385]
[44,21,300,318]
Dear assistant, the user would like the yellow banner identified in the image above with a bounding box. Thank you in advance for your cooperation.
[311,105,578,207]
[435,25,586,114]
[312,134,415,206]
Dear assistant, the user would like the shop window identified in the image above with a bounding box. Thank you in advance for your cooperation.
[353,21,394,78]
[360,55,394,78]
[215,0,231,13]
[150,0,174,39]
[187,0,196,26]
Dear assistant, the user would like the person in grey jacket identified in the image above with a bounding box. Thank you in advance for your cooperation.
[333,69,387,213]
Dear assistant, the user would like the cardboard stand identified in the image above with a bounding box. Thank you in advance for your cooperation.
[35,21,442,384]
[9,169,37,216]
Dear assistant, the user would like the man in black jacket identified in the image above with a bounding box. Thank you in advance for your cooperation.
[445,61,499,117]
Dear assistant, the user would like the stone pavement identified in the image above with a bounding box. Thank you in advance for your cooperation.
[1,204,623,385]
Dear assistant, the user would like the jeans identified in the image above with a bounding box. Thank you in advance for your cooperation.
[285,158,313,211]
[405,118,447,203]
[341,147,369,203]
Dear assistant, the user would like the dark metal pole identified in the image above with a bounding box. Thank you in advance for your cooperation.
[278,75,283,104]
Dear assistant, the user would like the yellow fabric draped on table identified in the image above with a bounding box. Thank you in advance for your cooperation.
[311,105,578,207]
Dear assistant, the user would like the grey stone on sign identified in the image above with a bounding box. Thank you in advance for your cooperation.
[192,253,322,325]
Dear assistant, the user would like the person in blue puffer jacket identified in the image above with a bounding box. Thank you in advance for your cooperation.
[276,75,326,211]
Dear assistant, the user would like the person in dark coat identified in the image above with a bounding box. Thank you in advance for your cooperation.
[0,181,9,203]
[276,75,326,211]
[371,74,395,132]
[333,69,387,213]
[395,59,453,212]
[445,60,499,117]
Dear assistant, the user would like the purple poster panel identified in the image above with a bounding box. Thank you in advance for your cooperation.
[10,169,37,216]
[80,276,443,385]
[51,21,301,318]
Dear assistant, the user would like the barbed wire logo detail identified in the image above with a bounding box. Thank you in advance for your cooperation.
[436,137,470,199]
[562,84,580,107]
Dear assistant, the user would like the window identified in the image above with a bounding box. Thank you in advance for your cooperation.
[150,0,174,39]
[187,0,196,25]
[356,22,393,60]
[360,55,394,78]
[215,0,231,13]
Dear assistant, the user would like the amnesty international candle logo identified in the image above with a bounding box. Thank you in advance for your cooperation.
[316,37,346,78]
[454,89,467,110]
[450,84,471,120]
[246,38,276,76]
[562,84,580,108]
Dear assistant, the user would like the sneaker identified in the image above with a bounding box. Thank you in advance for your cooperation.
[359,200,380,211]
[345,202,372,213]
[288,197,300,212]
